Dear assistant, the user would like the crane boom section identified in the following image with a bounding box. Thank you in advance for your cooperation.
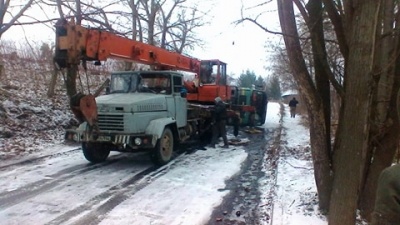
[55,19,200,73]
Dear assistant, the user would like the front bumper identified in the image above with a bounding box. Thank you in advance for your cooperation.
[65,129,157,149]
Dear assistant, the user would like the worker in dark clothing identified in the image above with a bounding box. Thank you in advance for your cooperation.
[288,97,299,118]
[371,163,400,225]
[232,113,240,138]
[209,97,229,148]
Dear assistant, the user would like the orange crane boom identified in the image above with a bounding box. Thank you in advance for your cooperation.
[54,18,200,73]
[54,18,231,103]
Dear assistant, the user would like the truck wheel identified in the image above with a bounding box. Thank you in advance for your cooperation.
[151,128,174,166]
[82,142,110,163]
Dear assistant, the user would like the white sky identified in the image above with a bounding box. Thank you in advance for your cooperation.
[1,0,281,78]
[0,102,329,224]
[192,0,281,77]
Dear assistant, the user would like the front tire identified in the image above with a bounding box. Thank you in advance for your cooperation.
[151,128,174,166]
[82,142,110,163]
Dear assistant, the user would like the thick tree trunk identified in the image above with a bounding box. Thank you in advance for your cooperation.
[359,5,400,215]
[329,1,380,224]
[277,0,333,211]
[306,0,334,212]
[66,64,78,99]
[306,0,332,164]
[308,106,332,212]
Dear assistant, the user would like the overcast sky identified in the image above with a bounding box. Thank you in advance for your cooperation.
[192,0,281,77]
[2,0,281,78]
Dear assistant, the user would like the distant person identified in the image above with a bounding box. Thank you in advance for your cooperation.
[288,97,299,118]
[209,97,229,148]
[371,163,400,225]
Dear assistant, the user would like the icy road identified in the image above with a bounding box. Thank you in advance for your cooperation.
[0,102,283,225]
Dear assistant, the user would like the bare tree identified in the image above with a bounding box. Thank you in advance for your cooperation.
[0,0,36,39]
[280,0,399,224]
[133,0,209,53]
[53,0,125,98]
[0,0,36,82]
[158,0,185,49]
[165,7,207,53]
[156,0,207,53]
[267,43,297,92]
[358,0,400,219]
[138,0,162,45]
[121,0,141,71]
[243,0,400,223]
[277,0,333,212]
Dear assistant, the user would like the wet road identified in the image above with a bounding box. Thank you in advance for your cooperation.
[0,125,281,225]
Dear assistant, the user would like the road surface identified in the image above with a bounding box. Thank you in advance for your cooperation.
[0,110,281,225]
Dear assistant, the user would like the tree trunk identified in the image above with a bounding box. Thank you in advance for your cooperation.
[47,67,58,98]
[0,63,3,84]
[63,1,81,100]
[329,1,380,224]
[306,0,332,164]
[359,1,400,214]
[145,0,158,46]
[66,64,78,98]
[277,0,333,211]
[308,105,332,212]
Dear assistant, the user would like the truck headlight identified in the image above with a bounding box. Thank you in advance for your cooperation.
[134,138,142,145]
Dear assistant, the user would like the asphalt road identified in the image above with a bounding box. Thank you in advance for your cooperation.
[0,125,281,225]
[207,126,281,225]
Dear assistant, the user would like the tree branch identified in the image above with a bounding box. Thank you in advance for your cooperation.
[0,0,34,35]
[322,0,348,59]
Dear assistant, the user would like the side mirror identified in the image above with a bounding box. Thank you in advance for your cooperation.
[180,87,187,98]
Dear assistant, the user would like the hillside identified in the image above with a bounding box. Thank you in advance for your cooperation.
[0,61,72,159]
[0,44,109,159]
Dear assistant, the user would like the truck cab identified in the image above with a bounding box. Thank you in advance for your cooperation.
[67,71,191,165]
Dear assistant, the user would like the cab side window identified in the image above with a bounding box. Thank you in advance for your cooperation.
[173,76,183,93]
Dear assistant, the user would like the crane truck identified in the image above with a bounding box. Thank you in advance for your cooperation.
[55,18,267,165]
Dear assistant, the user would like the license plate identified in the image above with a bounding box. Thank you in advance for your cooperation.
[97,136,111,142]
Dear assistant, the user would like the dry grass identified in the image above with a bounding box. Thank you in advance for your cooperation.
[0,41,111,159]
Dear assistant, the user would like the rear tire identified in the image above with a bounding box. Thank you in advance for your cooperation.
[151,128,174,166]
[82,142,110,163]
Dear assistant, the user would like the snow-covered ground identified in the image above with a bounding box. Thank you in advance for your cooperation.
[0,102,329,225]
[94,102,327,224]
[270,103,326,224]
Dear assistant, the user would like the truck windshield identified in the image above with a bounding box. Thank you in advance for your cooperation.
[138,73,171,94]
[110,73,138,93]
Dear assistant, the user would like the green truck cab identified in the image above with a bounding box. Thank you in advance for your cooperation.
[230,86,268,127]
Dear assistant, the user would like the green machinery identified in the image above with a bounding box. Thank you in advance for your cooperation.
[230,86,268,126]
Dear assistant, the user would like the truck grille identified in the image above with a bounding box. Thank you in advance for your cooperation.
[98,114,124,131]
[137,104,164,112]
